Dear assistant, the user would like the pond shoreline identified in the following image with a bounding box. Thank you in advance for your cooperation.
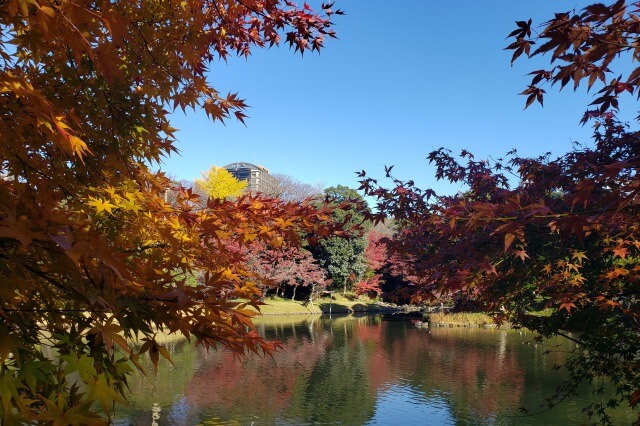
[426,322,509,329]
[257,304,400,315]
[256,302,517,330]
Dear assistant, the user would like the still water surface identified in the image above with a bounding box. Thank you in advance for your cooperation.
[115,315,635,425]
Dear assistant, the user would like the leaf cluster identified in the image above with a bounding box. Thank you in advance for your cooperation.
[506,1,640,124]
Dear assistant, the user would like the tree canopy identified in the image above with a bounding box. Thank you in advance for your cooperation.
[195,165,247,200]
[310,186,370,295]
[360,1,640,423]
[242,241,330,300]
[0,0,341,422]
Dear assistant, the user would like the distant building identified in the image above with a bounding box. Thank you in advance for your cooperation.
[223,162,279,196]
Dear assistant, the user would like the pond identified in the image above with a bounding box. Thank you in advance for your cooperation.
[114,315,635,425]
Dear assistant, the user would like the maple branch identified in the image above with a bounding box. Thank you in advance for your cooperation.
[129,21,184,88]
[210,0,232,27]
[1,135,76,198]
[557,331,585,346]
[583,35,636,52]
[512,381,579,418]
[5,254,74,296]
[233,0,270,21]
[427,202,638,224]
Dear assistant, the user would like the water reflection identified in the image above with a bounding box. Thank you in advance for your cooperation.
[114,315,635,425]
[151,403,161,425]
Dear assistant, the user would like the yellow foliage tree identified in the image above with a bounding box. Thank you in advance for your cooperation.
[195,166,248,200]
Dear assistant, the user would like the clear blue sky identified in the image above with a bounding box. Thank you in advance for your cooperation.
[161,1,631,196]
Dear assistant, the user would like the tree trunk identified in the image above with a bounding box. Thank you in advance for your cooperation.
[291,284,298,301]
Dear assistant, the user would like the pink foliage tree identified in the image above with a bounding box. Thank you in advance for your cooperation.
[354,231,387,298]
[245,241,330,301]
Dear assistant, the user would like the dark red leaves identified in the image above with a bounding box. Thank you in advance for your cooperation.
[630,388,640,408]
[507,19,533,39]
[507,2,640,120]
[520,85,545,109]
[359,120,639,333]
[571,179,595,210]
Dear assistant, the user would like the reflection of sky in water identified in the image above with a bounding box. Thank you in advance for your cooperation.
[166,397,191,424]
[367,384,453,425]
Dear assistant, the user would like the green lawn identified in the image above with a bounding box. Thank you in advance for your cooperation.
[427,312,494,327]
[253,294,385,315]
[428,309,555,327]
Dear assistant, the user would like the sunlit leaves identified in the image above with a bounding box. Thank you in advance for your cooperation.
[61,353,97,383]
[0,0,341,422]
[507,1,640,121]
[195,165,247,200]
[87,198,117,215]
[86,374,126,414]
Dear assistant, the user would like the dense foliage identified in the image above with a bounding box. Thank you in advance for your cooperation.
[0,0,341,422]
[360,1,640,423]
[310,186,370,295]
[195,165,247,200]
[353,231,387,298]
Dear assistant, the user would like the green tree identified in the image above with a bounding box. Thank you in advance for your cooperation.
[195,165,247,200]
[311,186,370,295]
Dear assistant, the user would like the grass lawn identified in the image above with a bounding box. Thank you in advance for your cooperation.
[428,309,556,327]
[428,312,495,327]
[253,294,385,315]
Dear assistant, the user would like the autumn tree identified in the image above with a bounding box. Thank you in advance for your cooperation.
[195,165,247,200]
[360,2,640,423]
[0,0,341,423]
[242,241,330,301]
[353,231,387,298]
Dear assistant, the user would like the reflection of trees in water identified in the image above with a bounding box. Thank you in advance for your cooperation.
[256,316,317,342]
[286,321,377,424]
[182,316,380,424]
[151,403,161,425]
[412,328,525,420]
[120,317,605,425]
[182,317,530,424]
[354,322,526,421]
[110,317,639,425]
[184,326,331,423]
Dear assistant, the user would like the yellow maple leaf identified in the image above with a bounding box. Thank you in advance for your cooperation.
[87,198,117,214]
[121,198,141,214]
[86,374,126,413]
[69,135,90,157]
[571,251,588,263]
